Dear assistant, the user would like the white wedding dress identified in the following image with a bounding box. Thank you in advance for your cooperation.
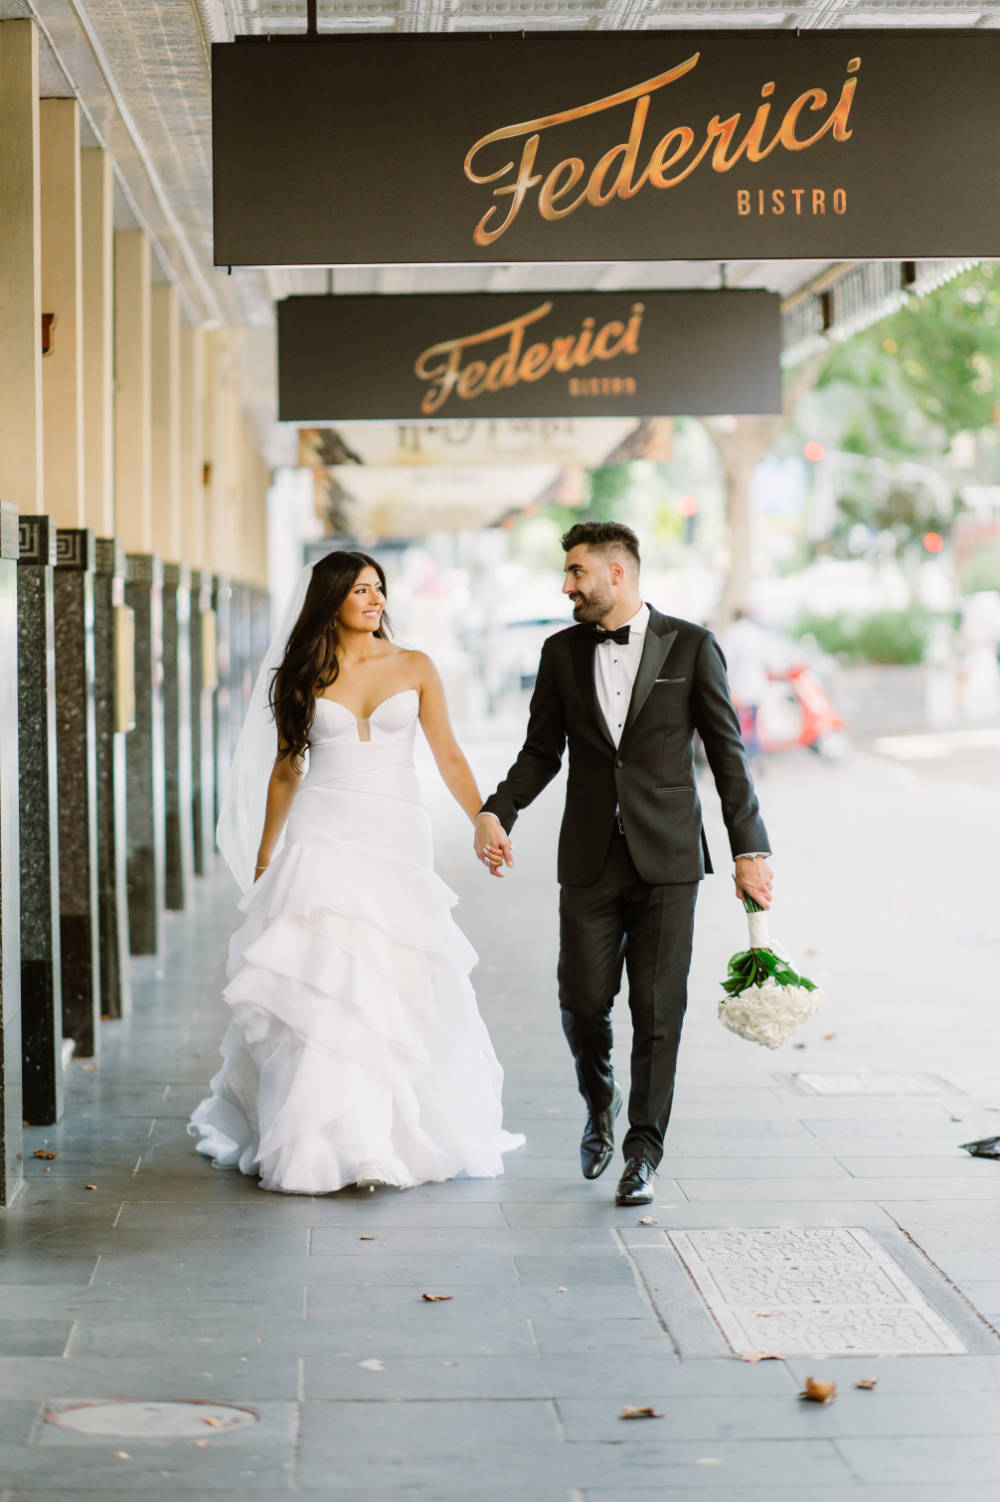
[188,689,524,1193]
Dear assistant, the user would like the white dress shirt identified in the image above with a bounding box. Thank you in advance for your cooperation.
[593,602,768,862]
[593,602,649,748]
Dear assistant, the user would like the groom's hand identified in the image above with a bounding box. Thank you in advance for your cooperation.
[735,855,773,908]
[474,813,514,878]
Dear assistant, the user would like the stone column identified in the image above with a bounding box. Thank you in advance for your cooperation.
[54,528,101,1057]
[162,563,193,910]
[0,20,43,519]
[16,515,63,1122]
[1,21,41,1184]
[125,554,165,955]
[0,502,24,1204]
[188,569,217,875]
[40,98,84,527]
[93,538,130,1019]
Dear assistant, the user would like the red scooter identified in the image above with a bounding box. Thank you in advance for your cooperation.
[741,664,850,760]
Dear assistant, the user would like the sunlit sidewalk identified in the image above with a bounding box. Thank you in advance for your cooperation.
[1,733,998,1499]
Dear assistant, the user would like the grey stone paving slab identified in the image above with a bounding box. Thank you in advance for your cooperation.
[667,1227,966,1357]
[91,1251,518,1288]
[0,1260,98,1286]
[582,1489,988,1501]
[511,1202,899,1229]
[835,1434,1000,1484]
[306,1280,646,1323]
[528,1316,670,1356]
[70,1311,537,1359]
[512,1253,637,1287]
[0,1438,295,1491]
[121,1200,511,1230]
[305,1352,556,1399]
[295,1398,560,1490]
[782,1354,1000,1392]
[557,1389,1000,1440]
[676,1179,925,1202]
[794,1073,954,1095]
[0,1323,71,1358]
[309,1227,617,1256]
[661,1157,853,1180]
[0,1228,310,1258]
[0,1355,300,1401]
[834,1156,992,1177]
[879,1200,1000,1226]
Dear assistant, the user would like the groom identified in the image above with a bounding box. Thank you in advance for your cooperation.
[475,522,773,1206]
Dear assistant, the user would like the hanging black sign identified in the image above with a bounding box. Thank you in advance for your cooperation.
[212,31,1000,266]
[276,290,782,421]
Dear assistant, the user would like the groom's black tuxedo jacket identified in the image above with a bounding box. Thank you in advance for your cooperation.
[482,606,769,887]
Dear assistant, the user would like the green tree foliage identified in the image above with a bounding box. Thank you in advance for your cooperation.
[814,262,1000,451]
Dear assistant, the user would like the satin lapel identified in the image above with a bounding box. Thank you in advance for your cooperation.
[571,628,615,749]
[622,615,679,740]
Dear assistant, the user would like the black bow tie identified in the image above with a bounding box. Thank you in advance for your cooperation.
[592,624,631,646]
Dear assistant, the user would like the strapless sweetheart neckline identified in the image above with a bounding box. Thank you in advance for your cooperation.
[315,687,419,724]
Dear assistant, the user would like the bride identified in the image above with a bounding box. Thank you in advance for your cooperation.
[188,550,524,1194]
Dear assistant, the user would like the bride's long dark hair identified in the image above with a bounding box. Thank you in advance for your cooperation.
[269,550,391,764]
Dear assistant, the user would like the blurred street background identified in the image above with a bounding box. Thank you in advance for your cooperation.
[278,263,1000,798]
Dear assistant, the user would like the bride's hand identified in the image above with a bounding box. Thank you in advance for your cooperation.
[474,814,513,878]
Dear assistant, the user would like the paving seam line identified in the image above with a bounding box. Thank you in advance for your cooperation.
[889,1217,1000,1343]
[610,1227,682,1357]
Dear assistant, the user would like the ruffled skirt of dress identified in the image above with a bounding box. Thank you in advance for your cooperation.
[188,776,524,1194]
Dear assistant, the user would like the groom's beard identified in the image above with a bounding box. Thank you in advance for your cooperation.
[570,587,615,624]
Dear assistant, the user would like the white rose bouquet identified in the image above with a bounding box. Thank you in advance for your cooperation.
[718,896,824,1050]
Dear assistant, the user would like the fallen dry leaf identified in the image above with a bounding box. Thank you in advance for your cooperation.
[81,1063,97,1071]
[950,1116,963,1123]
[44,1166,51,1172]
[619,1406,663,1420]
[557,1287,568,1293]
[855,1378,878,1390]
[85,1184,98,1191]
[203,1416,224,1428]
[33,1150,57,1160]
[193,1439,211,1448]
[638,1216,658,1225]
[800,1378,837,1404]
[421,1293,452,1302]
[739,1352,783,1362]
[113,1451,130,1460]
[823,1032,836,1040]
[442,1361,458,1367]
[358,1235,376,1241]
[792,1042,807,1050]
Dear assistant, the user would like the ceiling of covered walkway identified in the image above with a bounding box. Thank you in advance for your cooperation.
[4,0,997,502]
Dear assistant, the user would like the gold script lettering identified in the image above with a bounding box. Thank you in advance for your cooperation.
[463,54,861,245]
[413,302,645,415]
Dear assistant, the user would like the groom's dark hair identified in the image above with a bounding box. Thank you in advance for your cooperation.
[561,520,641,570]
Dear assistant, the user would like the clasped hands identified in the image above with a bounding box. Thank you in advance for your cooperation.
[475,815,774,906]
[474,813,513,878]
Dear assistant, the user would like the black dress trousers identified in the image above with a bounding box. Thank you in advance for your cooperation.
[557,824,698,1167]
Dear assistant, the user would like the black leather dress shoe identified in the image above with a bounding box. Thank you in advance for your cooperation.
[615,1156,656,1206]
[580,1081,623,1180]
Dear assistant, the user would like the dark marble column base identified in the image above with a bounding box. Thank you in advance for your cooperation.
[188,570,216,876]
[94,538,131,1019]
[0,502,25,1202]
[210,573,233,839]
[16,515,63,1123]
[54,527,101,1059]
[125,554,165,957]
[162,562,194,910]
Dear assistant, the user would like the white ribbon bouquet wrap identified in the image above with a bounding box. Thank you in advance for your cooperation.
[717,898,824,1050]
